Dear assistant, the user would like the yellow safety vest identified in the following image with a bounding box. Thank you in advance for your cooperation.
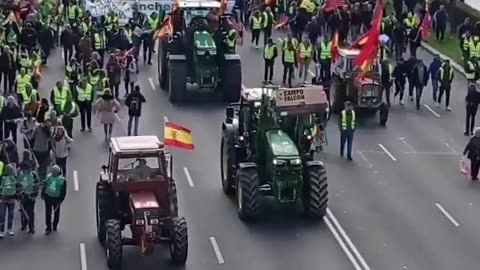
[341,110,356,130]
[469,42,480,57]
[299,43,312,58]
[21,89,38,103]
[320,41,332,59]
[94,33,106,50]
[105,16,118,31]
[284,49,295,63]
[53,87,68,106]
[148,17,159,31]
[0,161,4,176]
[17,74,31,93]
[0,97,5,114]
[264,44,276,60]
[252,17,262,30]
[77,84,93,102]
[82,22,91,34]
[68,5,78,20]
[262,12,272,28]
[403,17,418,28]
[61,100,77,114]
[300,0,316,13]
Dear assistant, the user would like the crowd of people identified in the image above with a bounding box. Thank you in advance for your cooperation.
[0,0,151,237]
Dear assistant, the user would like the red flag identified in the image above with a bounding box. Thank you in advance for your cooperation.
[353,0,384,77]
[265,0,276,8]
[156,17,173,41]
[275,18,289,29]
[332,31,339,62]
[219,0,228,16]
[349,32,369,49]
[323,0,348,12]
[420,13,431,40]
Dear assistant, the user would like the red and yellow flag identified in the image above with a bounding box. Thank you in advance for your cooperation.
[332,31,339,62]
[156,17,173,41]
[164,121,194,150]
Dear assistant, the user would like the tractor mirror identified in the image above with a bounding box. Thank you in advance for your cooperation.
[226,107,235,120]
[101,165,108,170]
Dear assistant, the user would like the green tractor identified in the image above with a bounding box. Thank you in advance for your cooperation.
[157,0,242,103]
[220,85,329,221]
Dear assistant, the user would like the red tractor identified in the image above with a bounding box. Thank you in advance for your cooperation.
[96,136,188,268]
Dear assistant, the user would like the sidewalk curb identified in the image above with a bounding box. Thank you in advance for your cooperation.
[421,41,466,75]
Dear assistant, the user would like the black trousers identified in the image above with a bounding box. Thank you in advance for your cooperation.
[409,41,418,58]
[78,101,92,129]
[263,27,272,45]
[0,71,12,93]
[435,25,446,40]
[251,29,260,46]
[438,85,451,107]
[415,85,424,109]
[394,79,405,101]
[320,59,331,81]
[471,159,480,179]
[394,42,404,61]
[264,60,274,81]
[124,79,134,95]
[63,46,73,66]
[34,150,49,181]
[142,33,154,63]
[45,197,61,231]
[55,157,67,177]
[62,116,73,138]
[282,63,294,87]
[466,104,478,134]
[20,197,35,231]
[4,122,17,143]
[110,81,120,99]
[381,82,391,105]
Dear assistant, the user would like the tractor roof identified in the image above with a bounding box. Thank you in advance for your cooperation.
[110,136,165,155]
[275,86,329,115]
[338,48,361,57]
[178,0,221,9]
[241,87,274,102]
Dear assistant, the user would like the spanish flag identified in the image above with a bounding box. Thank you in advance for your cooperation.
[164,121,194,150]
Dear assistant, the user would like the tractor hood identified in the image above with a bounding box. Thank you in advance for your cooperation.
[266,129,299,158]
[193,30,217,54]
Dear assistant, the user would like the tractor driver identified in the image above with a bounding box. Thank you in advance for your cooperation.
[133,158,154,180]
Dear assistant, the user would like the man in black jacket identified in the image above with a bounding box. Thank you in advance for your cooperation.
[411,59,428,109]
[465,84,480,136]
[393,58,407,105]
[125,85,146,136]
[60,25,74,66]
[19,22,37,51]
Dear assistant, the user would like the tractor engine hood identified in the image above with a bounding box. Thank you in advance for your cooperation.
[193,30,217,55]
[266,129,301,164]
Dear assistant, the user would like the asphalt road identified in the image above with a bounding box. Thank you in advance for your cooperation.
[1,30,479,270]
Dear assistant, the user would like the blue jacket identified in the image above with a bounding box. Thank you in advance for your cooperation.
[428,60,442,80]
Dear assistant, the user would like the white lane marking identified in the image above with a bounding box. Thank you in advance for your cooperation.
[183,167,194,187]
[403,152,459,155]
[445,142,457,153]
[399,137,416,153]
[148,77,156,90]
[209,237,225,264]
[73,170,79,191]
[378,144,397,161]
[423,104,441,118]
[358,152,373,168]
[308,70,315,77]
[327,208,371,270]
[435,203,460,227]
[324,216,362,270]
[80,243,88,270]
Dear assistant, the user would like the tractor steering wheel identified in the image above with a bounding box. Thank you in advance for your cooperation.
[188,16,208,30]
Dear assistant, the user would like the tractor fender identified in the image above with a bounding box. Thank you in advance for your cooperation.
[238,162,257,169]
[224,54,241,61]
[168,54,187,61]
[221,122,237,162]
[305,160,326,168]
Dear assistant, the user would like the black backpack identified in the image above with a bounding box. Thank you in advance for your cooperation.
[129,97,140,113]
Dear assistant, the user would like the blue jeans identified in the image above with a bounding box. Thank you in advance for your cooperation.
[340,130,354,158]
[0,200,15,231]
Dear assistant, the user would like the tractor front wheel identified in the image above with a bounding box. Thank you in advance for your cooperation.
[105,219,123,268]
[169,217,188,264]
[236,167,260,221]
[96,183,112,246]
[168,60,187,103]
[304,165,328,219]
[220,137,235,195]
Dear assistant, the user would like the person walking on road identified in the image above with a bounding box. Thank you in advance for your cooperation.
[18,157,39,234]
[125,85,146,136]
[50,81,71,114]
[0,164,19,238]
[95,89,121,141]
[297,37,313,84]
[76,79,93,132]
[42,165,66,235]
[437,60,454,111]
[465,84,480,136]
[60,25,75,66]
[124,56,138,97]
[250,10,262,48]
[106,54,122,99]
[263,38,277,84]
[261,7,275,45]
[282,42,297,88]
[393,58,407,105]
[381,59,394,106]
[52,126,73,177]
[32,122,52,181]
[463,128,480,180]
[411,59,428,110]
[428,54,442,101]
[339,101,356,161]
[3,96,23,144]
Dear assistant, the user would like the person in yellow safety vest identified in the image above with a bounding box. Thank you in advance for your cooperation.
[20,84,39,107]
[316,38,332,82]
[403,12,419,34]
[263,38,278,84]
[297,38,313,83]
[461,31,472,67]
[19,51,33,73]
[67,1,81,24]
[282,32,298,51]
[282,42,297,88]
[93,29,107,66]
[82,17,92,36]
[76,79,94,131]
[300,0,317,15]
[225,29,236,53]
[16,68,32,95]
[60,92,78,138]
[142,12,160,64]
[437,59,454,110]
[65,58,80,99]
[261,7,275,45]
[465,56,479,84]
[105,11,119,49]
[50,80,71,114]
[469,35,480,59]
[339,101,356,161]
[250,10,262,48]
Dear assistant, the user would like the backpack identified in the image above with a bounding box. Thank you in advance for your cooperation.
[129,97,140,113]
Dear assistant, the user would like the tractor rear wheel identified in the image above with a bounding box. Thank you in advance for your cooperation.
[168,60,187,103]
[105,219,123,268]
[236,167,260,221]
[95,187,111,246]
[304,165,328,219]
[170,179,179,216]
[221,59,242,102]
[220,137,235,195]
[158,41,168,90]
[169,217,188,264]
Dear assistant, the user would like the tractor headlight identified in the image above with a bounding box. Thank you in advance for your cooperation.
[307,135,312,140]
[135,219,145,225]
[273,159,286,166]
[210,50,216,55]
[361,97,367,103]
[290,158,301,165]
[372,98,378,103]
[150,219,159,225]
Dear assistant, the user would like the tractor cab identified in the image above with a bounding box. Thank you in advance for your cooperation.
[333,48,379,79]
[352,77,382,109]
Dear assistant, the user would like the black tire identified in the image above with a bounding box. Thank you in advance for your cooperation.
[379,105,389,126]
[158,41,168,90]
[168,60,187,103]
[331,78,343,113]
[105,219,123,268]
[236,167,260,221]
[169,217,188,264]
[220,136,235,195]
[221,59,242,102]
[96,182,112,246]
[170,179,179,216]
[303,165,328,219]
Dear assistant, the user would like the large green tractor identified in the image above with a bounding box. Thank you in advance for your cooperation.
[220,86,329,221]
[157,0,242,103]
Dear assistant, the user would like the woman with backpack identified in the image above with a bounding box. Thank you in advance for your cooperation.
[95,89,121,141]
[125,85,146,136]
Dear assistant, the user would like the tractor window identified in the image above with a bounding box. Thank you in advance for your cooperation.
[116,157,161,182]
[184,8,213,25]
